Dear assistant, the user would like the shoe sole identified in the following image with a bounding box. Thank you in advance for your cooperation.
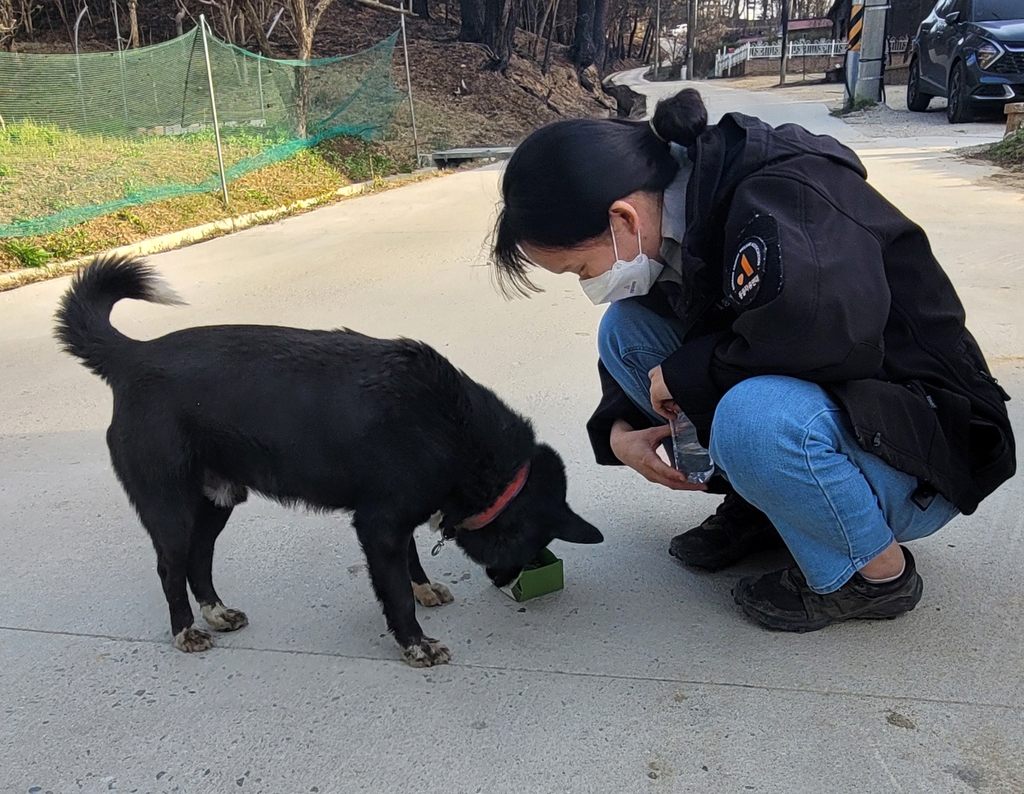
[740,600,918,633]
[738,581,924,633]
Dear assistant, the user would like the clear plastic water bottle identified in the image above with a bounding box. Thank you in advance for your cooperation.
[669,412,715,484]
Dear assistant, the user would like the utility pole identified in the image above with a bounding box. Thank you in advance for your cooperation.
[778,0,790,86]
[654,0,661,78]
[852,0,888,104]
[686,0,696,80]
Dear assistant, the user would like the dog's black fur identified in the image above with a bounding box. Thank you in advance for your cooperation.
[55,255,602,666]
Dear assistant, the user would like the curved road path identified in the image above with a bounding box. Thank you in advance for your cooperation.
[1,78,1022,793]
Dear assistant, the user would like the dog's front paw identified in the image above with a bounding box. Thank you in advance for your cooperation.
[201,602,249,632]
[402,637,452,667]
[173,626,214,653]
[412,581,454,607]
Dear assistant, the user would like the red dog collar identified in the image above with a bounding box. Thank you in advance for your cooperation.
[461,462,531,531]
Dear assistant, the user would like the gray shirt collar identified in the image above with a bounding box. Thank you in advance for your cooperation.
[661,143,691,244]
[657,144,693,285]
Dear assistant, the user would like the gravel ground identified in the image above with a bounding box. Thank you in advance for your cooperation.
[712,73,1006,139]
[837,91,1002,139]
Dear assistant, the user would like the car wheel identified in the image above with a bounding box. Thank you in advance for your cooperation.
[946,61,975,124]
[907,59,932,112]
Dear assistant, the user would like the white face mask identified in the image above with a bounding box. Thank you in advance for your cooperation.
[580,225,664,305]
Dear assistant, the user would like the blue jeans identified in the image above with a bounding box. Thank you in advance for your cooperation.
[597,299,959,593]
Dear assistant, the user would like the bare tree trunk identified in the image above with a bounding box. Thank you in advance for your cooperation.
[286,0,335,136]
[532,0,553,57]
[173,1,186,36]
[0,0,16,51]
[483,0,516,70]
[239,0,278,55]
[295,25,312,136]
[127,0,139,46]
[541,0,559,73]
[637,18,652,62]
[458,0,484,40]
[15,0,30,37]
[592,0,607,72]
[571,0,595,69]
[54,0,72,43]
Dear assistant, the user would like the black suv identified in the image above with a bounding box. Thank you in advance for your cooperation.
[908,0,1024,123]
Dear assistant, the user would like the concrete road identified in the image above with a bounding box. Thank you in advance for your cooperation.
[2,79,1022,794]
[615,66,1009,150]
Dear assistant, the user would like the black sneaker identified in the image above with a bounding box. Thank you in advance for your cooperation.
[732,546,923,632]
[669,493,784,571]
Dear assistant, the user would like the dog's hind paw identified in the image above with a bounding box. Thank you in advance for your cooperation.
[412,581,454,608]
[173,626,214,653]
[201,603,249,632]
[402,637,452,667]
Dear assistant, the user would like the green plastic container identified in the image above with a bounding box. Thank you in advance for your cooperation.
[500,548,564,602]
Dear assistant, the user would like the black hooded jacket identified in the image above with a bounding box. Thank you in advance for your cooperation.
[587,113,1014,515]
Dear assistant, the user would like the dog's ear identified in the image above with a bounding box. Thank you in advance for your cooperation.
[553,510,603,544]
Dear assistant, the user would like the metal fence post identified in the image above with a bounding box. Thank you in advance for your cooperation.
[257,61,266,125]
[199,15,230,206]
[112,0,130,126]
[73,4,89,126]
[399,2,421,167]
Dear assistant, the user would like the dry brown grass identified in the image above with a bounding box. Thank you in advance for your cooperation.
[0,136,412,274]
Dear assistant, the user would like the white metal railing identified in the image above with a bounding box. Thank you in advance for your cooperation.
[715,43,752,76]
[888,36,909,57]
[714,36,910,77]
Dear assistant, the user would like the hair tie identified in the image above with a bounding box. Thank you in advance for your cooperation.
[648,118,669,144]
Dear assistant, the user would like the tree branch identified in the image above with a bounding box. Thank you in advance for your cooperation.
[349,0,414,15]
[308,0,334,30]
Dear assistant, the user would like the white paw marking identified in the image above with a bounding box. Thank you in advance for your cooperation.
[412,581,454,607]
[173,626,213,652]
[201,602,249,631]
[402,637,452,667]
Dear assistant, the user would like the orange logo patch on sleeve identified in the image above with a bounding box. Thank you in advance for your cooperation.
[736,253,755,287]
[730,242,764,305]
[726,214,783,310]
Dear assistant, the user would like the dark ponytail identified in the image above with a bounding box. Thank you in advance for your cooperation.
[650,88,708,148]
[492,89,708,297]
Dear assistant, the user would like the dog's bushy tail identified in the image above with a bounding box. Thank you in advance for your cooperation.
[54,254,184,381]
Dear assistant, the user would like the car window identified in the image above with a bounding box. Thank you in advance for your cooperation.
[945,0,969,17]
[973,0,1022,21]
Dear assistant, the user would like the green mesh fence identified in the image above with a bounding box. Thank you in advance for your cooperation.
[0,27,404,238]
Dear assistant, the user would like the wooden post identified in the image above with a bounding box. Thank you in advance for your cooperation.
[1006,103,1024,137]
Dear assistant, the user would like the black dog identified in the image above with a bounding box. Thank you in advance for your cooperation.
[55,255,602,666]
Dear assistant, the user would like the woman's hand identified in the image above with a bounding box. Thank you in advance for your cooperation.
[610,420,707,491]
[647,365,680,421]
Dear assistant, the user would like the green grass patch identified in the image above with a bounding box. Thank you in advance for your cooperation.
[982,130,1024,169]
[0,120,279,229]
[0,122,416,273]
[960,130,1024,173]
[830,98,878,117]
[1,239,52,268]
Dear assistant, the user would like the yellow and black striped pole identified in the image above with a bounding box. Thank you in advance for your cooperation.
[843,3,864,107]
[856,0,888,103]
[849,3,865,52]
[845,0,887,107]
